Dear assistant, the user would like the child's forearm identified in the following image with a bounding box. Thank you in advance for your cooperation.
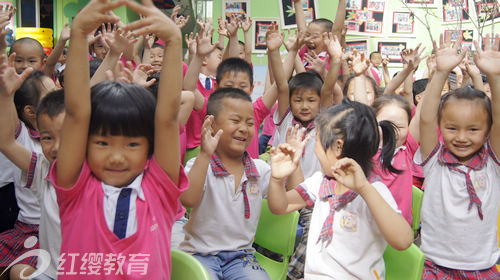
[243,31,252,63]
[44,37,68,77]
[293,0,307,32]
[225,32,240,59]
[183,55,203,91]
[331,0,346,37]
[402,69,415,108]
[89,50,120,87]
[358,182,413,250]
[182,152,210,208]
[294,54,306,74]
[268,177,291,214]
[321,59,341,108]
[384,65,412,94]
[352,75,369,104]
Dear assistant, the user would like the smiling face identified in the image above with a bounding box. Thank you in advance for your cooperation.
[149,47,164,72]
[290,88,321,125]
[304,23,327,54]
[439,98,489,164]
[376,103,409,148]
[38,112,65,163]
[92,40,108,60]
[12,43,45,74]
[213,98,255,158]
[87,134,149,187]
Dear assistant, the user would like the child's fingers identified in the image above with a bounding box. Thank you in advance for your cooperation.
[144,78,156,87]
[7,52,15,67]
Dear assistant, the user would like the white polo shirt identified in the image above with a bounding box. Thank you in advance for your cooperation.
[180,154,270,255]
[297,171,400,279]
[273,109,322,178]
[415,143,500,270]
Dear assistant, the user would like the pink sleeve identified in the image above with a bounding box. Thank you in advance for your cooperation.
[406,131,419,156]
[49,160,93,214]
[261,105,278,136]
[182,62,188,79]
[147,156,189,195]
[253,97,271,128]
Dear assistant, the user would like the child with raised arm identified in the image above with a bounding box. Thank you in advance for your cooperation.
[49,0,187,278]
[269,100,412,279]
[180,88,271,280]
[416,35,500,278]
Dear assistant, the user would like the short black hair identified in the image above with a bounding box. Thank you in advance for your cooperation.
[36,89,65,128]
[89,81,157,156]
[206,87,252,118]
[369,51,381,60]
[216,58,253,85]
[9,37,45,58]
[310,18,333,33]
[438,87,492,129]
[89,59,103,78]
[288,71,323,98]
[412,78,429,104]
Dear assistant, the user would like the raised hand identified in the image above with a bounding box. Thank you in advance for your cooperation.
[323,32,342,61]
[0,54,33,97]
[350,49,370,76]
[171,5,190,29]
[196,27,219,57]
[304,51,328,75]
[132,64,156,87]
[226,14,240,37]
[283,29,304,52]
[265,22,282,52]
[270,144,301,180]
[70,0,123,36]
[217,17,228,38]
[59,22,71,41]
[473,34,500,76]
[185,32,197,55]
[200,115,222,156]
[240,16,252,32]
[331,158,370,193]
[144,33,156,49]
[433,33,467,73]
[105,28,137,56]
[0,12,11,51]
[285,125,309,160]
[401,43,426,70]
[124,0,181,43]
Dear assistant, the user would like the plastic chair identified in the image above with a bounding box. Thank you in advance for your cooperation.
[253,199,300,280]
[412,186,424,238]
[384,243,425,280]
[171,248,210,280]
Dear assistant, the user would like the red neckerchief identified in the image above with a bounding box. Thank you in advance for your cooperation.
[317,176,358,245]
[209,152,259,219]
[438,145,487,220]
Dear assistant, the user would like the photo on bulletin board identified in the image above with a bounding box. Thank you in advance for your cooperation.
[442,0,470,23]
[345,38,369,55]
[279,0,319,29]
[402,0,438,8]
[444,29,474,50]
[252,18,279,53]
[392,11,415,36]
[474,0,500,24]
[223,0,250,22]
[376,40,408,64]
[345,0,386,35]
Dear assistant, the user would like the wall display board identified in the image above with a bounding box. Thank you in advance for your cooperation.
[442,0,470,23]
[392,10,415,36]
[279,0,319,29]
[376,40,408,64]
[223,0,249,22]
[345,0,387,35]
[345,38,370,55]
[252,18,280,53]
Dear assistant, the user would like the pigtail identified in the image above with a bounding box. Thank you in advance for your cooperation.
[378,120,402,174]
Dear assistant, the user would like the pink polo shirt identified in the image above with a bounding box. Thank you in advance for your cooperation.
[50,158,188,279]
[371,132,419,225]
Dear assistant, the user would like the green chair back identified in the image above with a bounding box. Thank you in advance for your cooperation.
[412,186,424,237]
[384,243,425,280]
[171,248,210,280]
[254,199,300,280]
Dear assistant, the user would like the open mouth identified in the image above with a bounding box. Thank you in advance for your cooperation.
[233,136,246,142]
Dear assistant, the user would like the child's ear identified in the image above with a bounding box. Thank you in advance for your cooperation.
[23,105,37,127]
[41,57,47,67]
[333,139,344,159]
[250,83,255,93]
[415,94,422,103]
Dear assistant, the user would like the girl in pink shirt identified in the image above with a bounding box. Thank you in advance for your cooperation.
[371,94,421,225]
[49,1,187,279]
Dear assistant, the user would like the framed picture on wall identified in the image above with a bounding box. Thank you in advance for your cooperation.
[474,0,500,24]
[391,10,415,36]
[222,0,250,22]
[442,0,470,23]
[444,29,474,50]
[345,0,386,35]
[375,40,408,65]
[252,18,280,53]
[345,37,370,55]
[278,0,319,29]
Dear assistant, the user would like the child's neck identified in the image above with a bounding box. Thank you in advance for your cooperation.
[334,182,349,195]
[216,150,246,192]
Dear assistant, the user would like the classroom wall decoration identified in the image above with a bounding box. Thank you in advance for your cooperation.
[223,0,249,22]
[278,0,319,29]
[403,0,437,7]
[444,29,474,49]
[252,18,280,53]
[442,0,470,23]
[345,0,386,35]
[392,10,415,35]
[474,0,500,24]
[345,38,369,55]
[376,40,407,64]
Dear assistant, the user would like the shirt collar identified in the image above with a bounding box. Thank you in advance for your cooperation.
[102,173,145,201]
[290,109,315,132]
[28,127,40,141]
[438,145,487,170]
[209,152,260,178]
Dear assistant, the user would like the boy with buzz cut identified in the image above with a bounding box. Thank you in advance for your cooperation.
[180,88,270,280]
[9,37,46,74]
[0,60,63,279]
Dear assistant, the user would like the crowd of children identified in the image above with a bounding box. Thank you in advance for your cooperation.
[0,0,499,279]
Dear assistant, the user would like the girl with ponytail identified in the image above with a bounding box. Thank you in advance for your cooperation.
[268,98,412,279]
